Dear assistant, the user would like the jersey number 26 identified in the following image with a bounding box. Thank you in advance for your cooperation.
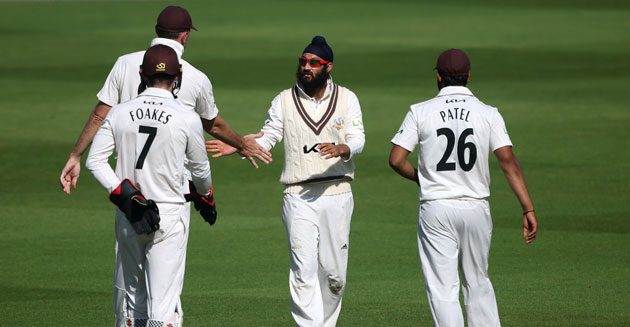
[436,128,477,172]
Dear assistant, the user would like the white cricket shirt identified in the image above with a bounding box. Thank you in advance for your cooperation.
[86,88,212,203]
[391,86,512,201]
[96,38,219,121]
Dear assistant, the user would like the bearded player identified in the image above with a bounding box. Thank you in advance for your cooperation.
[207,36,365,326]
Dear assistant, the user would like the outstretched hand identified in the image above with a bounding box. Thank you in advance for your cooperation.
[240,132,272,168]
[206,140,238,158]
[205,132,271,168]
[523,211,538,244]
[60,155,81,195]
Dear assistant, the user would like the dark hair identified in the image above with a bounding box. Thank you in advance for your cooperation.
[438,70,468,87]
[156,27,184,40]
[146,73,176,87]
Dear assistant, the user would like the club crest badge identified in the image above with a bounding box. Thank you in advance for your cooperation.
[156,63,166,72]
[332,118,344,130]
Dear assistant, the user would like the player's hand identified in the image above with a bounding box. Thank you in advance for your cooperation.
[60,154,81,195]
[318,143,350,160]
[240,132,272,168]
[523,211,538,244]
[206,140,239,158]
[110,179,160,235]
[205,132,271,169]
[185,181,217,225]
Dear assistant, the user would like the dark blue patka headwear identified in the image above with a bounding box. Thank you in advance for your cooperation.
[303,36,334,63]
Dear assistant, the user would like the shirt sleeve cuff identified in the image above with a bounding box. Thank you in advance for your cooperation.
[391,140,415,152]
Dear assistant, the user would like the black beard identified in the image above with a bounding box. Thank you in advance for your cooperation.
[296,66,329,94]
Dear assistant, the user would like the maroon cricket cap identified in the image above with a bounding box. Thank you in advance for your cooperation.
[435,48,470,76]
[141,45,181,77]
[156,6,197,32]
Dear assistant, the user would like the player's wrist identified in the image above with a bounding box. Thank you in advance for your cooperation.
[338,144,350,158]
[522,209,535,215]
[69,151,83,160]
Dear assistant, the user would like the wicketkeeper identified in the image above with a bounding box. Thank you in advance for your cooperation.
[86,44,215,326]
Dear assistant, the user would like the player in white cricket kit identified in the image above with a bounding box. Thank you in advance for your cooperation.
[59,6,270,325]
[60,5,270,193]
[389,49,538,327]
[87,45,214,327]
[207,36,365,326]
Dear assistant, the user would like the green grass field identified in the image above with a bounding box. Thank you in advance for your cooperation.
[1,0,629,325]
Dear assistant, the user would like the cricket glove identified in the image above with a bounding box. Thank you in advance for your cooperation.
[109,179,160,235]
[185,181,217,225]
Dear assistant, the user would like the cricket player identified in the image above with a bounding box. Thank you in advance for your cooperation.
[207,36,365,326]
[60,5,271,196]
[59,6,270,324]
[388,49,538,327]
[86,44,215,326]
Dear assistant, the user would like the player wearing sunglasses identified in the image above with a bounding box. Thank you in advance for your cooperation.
[206,36,365,326]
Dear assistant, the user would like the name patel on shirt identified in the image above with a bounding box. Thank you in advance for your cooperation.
[129,106,172,124]
[439,107,470,123]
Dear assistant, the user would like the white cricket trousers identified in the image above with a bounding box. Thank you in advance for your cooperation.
[282,191,353,327]
[418,199,500,327]
[113,203,189,327]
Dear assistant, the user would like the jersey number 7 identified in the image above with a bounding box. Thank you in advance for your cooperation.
[136,125,157,169]
[436,128,477,172]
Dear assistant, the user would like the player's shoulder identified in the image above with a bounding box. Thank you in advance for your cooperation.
[410,96,441,114]
[181,59,211,86]
[114,50,145,66]
[107,97,140,121]
[335,83,359,99]
[279,86,295,96]
[167,98,200,121]
[474,97,499,110]
[470,96,502,118]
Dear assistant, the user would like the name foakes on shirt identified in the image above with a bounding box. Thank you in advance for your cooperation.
[128,101,172,125]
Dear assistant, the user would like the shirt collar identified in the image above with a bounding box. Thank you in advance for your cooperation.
[139,87,175,99]
[437,86,474,97]
[295,77,334,102]
[150,38,184,59]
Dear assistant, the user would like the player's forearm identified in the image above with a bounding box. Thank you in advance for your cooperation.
[203,115,244,150]
[499,156,534,211]
[86,162,120,193]
[254,133,275,152]
[390,160,418,184]
[85,148,118,192]
[69,102,111,158]
[389,145,418,184]
[188,121,214,194]
[345,95,365,159]
[191,171,212,196]
[389,155,417,184]
[344,134,365,160]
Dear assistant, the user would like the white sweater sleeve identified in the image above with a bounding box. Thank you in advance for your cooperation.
[344,91,365,160]
[255,94,284,151]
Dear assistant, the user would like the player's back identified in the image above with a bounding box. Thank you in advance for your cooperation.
[97,43,218,120]
[108,88,206,203]
[412,86,512,200]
